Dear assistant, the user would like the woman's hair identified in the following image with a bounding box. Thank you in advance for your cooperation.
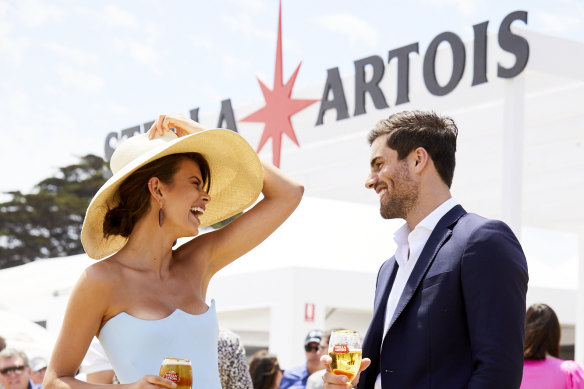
[524,303,561,360]
[249,349,281,389]
[103,152,210,238]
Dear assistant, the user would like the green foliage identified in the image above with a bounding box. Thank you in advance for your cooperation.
[0,155,108,268]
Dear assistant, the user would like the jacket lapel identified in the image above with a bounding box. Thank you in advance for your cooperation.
[385,205,466,333]
[361,258,399,389]
[373,258,398,313]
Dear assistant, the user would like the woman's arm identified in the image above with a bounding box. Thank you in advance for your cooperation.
[197,158,303,288]
[44,265,176,389]
[148,113,303,287]
[44,266,114,389]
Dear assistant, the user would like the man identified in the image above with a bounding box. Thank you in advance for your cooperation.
[280,329,323,389]
[28,357,46,386]
[323,110,528,389]
[0,348,41,389]
[306,329,341,389]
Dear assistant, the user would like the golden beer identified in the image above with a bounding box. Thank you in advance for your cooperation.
[329,347,362,382]
[159,357,192,389]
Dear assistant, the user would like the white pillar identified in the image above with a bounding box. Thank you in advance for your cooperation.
[575,230,584,365]
[502,76,525,239]
[268,270,297,369]
[269,269,327,370]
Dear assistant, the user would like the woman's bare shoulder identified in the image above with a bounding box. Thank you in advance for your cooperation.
[76,256,124,294]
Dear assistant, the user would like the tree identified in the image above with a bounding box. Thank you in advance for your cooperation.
[0,155,108,268]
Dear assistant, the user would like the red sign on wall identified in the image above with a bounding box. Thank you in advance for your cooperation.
[305,303,315,322]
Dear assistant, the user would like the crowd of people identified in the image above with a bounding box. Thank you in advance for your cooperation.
[0,337,47,389]
[2,304,584,389]
[2,110,583,389]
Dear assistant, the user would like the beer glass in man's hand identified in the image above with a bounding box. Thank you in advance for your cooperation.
[328,330,362,382]
[159,357,192,389]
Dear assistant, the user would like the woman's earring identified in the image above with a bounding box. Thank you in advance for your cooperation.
[158,207,165,227]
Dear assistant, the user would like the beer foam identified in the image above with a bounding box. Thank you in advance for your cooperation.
[161,357,191,365]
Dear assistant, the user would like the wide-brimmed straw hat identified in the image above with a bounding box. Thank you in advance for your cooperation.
[81,129,263,259]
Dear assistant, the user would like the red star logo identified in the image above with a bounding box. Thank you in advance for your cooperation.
[239,1,319,167]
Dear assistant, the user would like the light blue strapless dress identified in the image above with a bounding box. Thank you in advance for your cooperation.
[99,299,221,389]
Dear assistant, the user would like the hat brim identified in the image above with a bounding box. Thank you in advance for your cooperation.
[81,129,263,259]
[305,337,321,345]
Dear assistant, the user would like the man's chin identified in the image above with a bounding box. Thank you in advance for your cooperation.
[380,208,396,220]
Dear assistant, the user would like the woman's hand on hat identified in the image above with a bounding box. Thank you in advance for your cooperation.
[148,113,208,139]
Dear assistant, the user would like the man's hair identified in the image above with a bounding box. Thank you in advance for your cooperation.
[524,303,561,360]
[0,348,29,366]
[368,110,458,188]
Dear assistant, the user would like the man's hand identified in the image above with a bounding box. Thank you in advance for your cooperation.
[321,355,371,388]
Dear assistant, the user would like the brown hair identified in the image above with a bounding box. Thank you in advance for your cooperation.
[524,303,561,360]
[103,153,210,238]
[368,110,458,188]
[249,350,281,389]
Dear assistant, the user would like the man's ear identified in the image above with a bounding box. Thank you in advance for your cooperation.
[148,177,164,201]
[413,147,429,171]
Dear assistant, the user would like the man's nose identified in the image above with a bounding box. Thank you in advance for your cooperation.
[365,173,377,189]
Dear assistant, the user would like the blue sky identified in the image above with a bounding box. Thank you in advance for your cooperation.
[0,0,582,197]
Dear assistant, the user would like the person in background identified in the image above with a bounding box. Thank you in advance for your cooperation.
[81,339,115,384]
[279,329,323,389]
[28,358,46,386]
[249,350,282,389]
[520,303,584,389]
[0,348,40,389]
[217,327,253,389]
[0,336,6,352]
[305,330,337,389]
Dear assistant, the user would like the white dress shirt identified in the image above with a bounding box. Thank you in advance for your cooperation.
[374,197,457,389]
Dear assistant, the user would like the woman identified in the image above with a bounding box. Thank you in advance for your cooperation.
[44,113,303,389]
[521,303,584,389]
[249,350,282,389]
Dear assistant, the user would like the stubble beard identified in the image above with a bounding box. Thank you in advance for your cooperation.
[379,164,419,220]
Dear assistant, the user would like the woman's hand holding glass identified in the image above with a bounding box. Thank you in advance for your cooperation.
[126,375,177,389]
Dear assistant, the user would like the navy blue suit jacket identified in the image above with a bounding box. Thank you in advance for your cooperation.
[358,205,529,389]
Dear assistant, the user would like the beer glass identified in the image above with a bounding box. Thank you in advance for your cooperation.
[328,330,362,382]
[159,357,192,389]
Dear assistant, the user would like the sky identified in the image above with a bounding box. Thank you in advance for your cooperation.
[0,0,583,198]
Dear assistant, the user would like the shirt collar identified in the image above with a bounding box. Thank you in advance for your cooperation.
[393,222,410,246]
[392,198,457,265]
[416,197,458,232]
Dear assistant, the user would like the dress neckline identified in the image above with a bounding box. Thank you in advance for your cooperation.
[100,299,215,333]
